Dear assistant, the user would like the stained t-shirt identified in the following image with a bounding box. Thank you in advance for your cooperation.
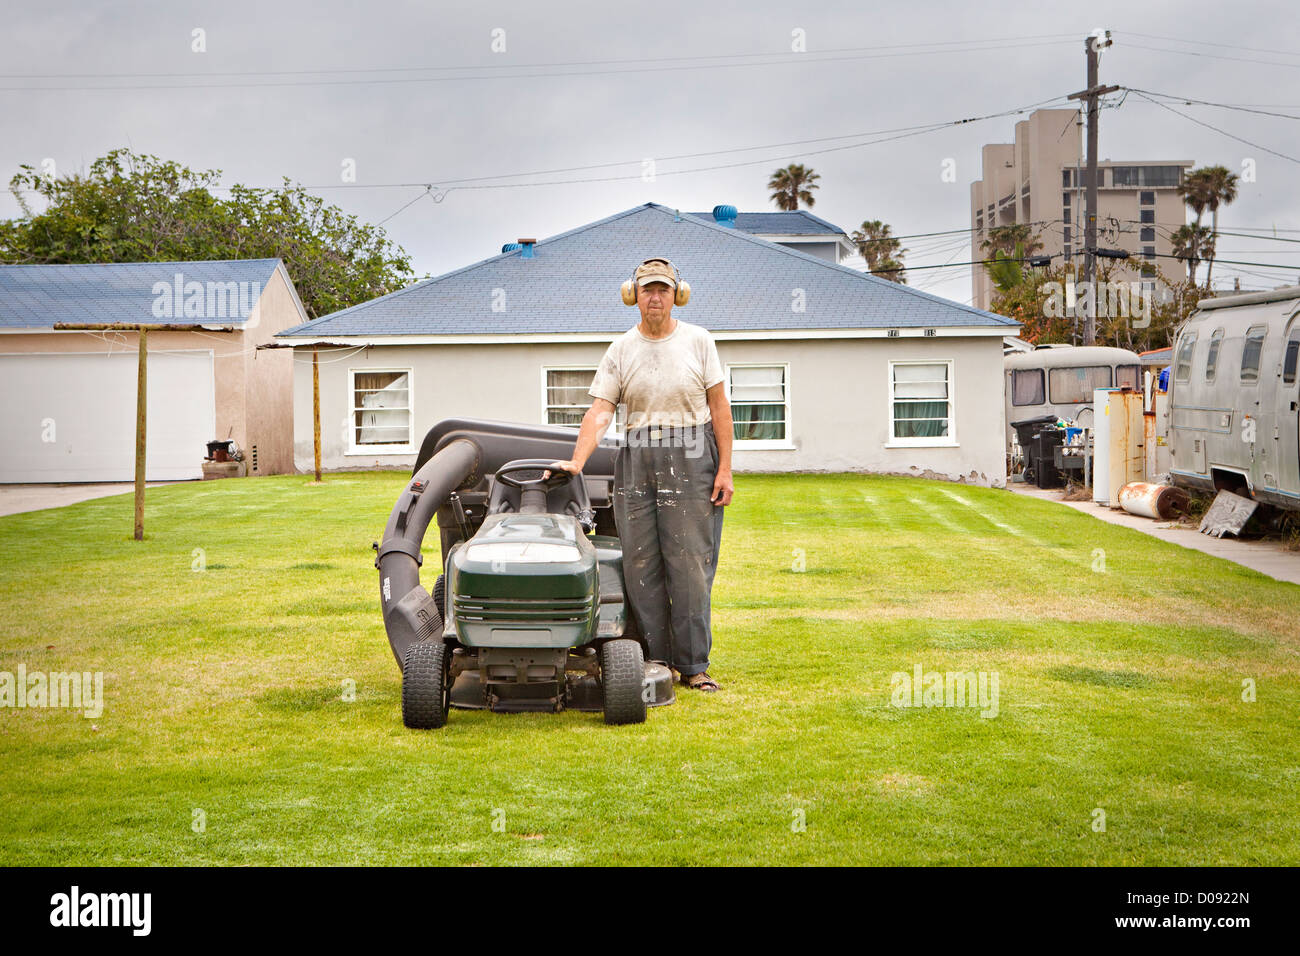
[588,319,725,428]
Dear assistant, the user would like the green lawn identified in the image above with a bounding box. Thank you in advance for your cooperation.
[1,471,1297,865]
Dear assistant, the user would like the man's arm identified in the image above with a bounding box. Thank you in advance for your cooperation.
[547,398,617,475]
[706,382,734,506]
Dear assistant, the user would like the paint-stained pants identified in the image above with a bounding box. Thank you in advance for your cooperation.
[613,421,724,677]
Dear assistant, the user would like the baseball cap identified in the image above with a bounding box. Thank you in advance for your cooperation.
[634,259,677,289]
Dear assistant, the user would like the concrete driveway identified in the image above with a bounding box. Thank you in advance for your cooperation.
[0,482,184,517]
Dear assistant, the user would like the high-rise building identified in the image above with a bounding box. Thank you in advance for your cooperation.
[970,108,1192,311]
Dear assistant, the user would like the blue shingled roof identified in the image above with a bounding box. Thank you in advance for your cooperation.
[277,203,1013,337]
[0,259,282,329]
[684,209,848,236]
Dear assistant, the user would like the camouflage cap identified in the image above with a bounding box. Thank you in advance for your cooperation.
[634,258,677,288]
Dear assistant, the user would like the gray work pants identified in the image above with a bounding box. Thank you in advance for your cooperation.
[613,421,724,676]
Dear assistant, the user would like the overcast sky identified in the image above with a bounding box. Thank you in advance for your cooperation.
[3,0,1298,307]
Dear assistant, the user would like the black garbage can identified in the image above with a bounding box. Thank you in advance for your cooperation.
[1033,427,1066,488]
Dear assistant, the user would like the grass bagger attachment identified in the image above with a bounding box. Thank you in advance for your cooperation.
[375,418,675,729]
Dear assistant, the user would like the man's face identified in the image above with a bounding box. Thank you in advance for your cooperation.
[637,280,673,321]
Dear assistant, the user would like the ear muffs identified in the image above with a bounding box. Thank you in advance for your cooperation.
[620,259,690,307]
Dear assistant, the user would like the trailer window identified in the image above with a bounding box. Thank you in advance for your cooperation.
[1284,331,1299,385]
[1240,326,1267,384]
[1048,365,1111,404]
[1011,369,1044,406]
[1116,365,1141,389]
[1205,329,1224,382]
[1174,331,1197,382]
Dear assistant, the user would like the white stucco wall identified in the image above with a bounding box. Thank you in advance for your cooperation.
[290,334,1008,486]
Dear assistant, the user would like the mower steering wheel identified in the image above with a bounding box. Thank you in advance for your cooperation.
[494,462,574,492]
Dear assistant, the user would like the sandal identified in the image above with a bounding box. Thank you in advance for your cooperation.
[682,671,720,692]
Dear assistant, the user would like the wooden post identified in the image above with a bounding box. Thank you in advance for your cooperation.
[134,326,147,541]
[313,347,322,482]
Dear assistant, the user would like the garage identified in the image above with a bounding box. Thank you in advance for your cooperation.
[0,349,215,482]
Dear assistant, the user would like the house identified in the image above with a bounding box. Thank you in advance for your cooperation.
[0,259,306,482]
[272,203,1019,485]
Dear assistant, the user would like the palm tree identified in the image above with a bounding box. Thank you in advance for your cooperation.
[1175,168,1213,227]
[980,224,1043,258]
[851,219,908,282]
[984,242,1027,294]
[1170,223,1214,285]
[768,164,820,210]
[1198,165,1239,290]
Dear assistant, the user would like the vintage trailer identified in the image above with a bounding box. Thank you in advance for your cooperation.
[1004,345,1143,450]
[1168,286,1300,511]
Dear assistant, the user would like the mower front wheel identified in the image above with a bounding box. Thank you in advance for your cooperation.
[600,639,647,725]
[402,640,450,729]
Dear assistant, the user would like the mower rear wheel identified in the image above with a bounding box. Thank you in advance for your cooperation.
[600,639,647,725]
[402,640,450,729]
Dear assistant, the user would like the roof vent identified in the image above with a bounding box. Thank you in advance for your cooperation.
[712,204,737,227]
[501,242,522,253]
[518,238,536,259]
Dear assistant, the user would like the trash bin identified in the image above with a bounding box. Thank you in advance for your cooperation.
[1033,427,1066,488]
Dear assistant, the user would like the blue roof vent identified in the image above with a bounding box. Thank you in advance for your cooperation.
[518,238,536,259]
[712,204,738,227]
[501,242,523,253]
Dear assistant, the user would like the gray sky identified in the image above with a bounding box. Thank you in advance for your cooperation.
[3,0,1298,307]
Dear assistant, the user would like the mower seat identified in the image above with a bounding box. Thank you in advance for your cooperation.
[487,459,596,532]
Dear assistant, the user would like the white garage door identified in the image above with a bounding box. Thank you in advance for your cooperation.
[0,349,215,482]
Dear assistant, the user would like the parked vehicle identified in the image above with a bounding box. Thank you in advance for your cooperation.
[1168,286,1300,511]
[1004,344,1143,453]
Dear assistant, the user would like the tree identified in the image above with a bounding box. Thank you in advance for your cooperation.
[1198,164,1239,290]
[767,163,820,210]
[980,224,1043,258]
[1170,223,1214,285]
[985,242,1028,294]
[1,149,414,319]
[851,219,908,284]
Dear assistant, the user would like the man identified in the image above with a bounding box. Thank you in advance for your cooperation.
[548,258,733,691]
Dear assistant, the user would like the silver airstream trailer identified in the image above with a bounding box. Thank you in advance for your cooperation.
[1169,285,1300,511]
[1004,345,1143,450]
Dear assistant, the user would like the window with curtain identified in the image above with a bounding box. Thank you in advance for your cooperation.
[352,370,411,447]
[1049,365,1112,404]
[891,362,951,439]
[1012,369,1044,406]
[543,368,623,433]
[729,365,787,441]
[1116,365,1141,389]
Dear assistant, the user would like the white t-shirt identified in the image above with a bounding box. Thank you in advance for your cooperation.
[588,319,725,428]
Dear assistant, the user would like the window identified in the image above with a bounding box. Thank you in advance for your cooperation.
[1064,244,1072,259]
[543,367,624,435]
[1285,330,1300,385]
[1062,191,1071,206]
[727,364,789,445]
[1140,209,1155,223]
[890,361,954,443]
[1140,191,1155,205]
[1063,227,1072,244]
[1012,368,1044,406]
[1112,165,1182,187]
[1205,329,1224,382]
[1140,227,1155,242]
[350,369,413,452]
[1240,326,1267,384]
[1048,365,1112,404]
[1062,170,1071,188]
[1143,246,1156,260]
[1116,365,1141,389]
[1174,331,1197,382]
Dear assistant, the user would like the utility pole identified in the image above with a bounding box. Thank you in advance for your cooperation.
[1069,31,1118,345]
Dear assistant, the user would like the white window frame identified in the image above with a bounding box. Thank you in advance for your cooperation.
[540,365,624,439]
[725,362,794,450]
[885,359,959,448]
[347,367,415,455]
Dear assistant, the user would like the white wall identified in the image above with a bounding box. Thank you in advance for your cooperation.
[291,334,1008,486]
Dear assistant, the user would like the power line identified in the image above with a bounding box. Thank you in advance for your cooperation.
[1129,91,1300,165]
[1124,41,1300,71]
[1124,33,1300,61]
[1122,87,1300,121]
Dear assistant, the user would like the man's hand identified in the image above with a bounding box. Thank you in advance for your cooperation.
[543,460,581,479]
[711,467,734,506]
